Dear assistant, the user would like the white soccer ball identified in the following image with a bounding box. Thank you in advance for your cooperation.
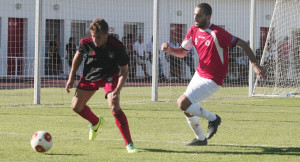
[30,131,53,152]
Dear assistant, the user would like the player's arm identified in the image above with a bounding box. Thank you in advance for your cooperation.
[161,42,188,58]
[235,39,266,79]
[114,64,128,95]
[65,50,83,93]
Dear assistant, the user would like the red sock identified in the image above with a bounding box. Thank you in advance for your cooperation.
[77,105,99,126]
[113,109,132,146]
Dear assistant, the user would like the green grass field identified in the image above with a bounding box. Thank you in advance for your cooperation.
[0,87,299,161]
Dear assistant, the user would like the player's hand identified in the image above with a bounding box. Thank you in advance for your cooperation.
[161,42,170,53]
[253,63,266,79]
[65,77,74,93]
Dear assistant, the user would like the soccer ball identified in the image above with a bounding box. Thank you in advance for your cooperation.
[30,131,53,152]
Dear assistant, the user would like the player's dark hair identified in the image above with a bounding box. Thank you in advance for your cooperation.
[89,18,109,34]
[197,3,212,16]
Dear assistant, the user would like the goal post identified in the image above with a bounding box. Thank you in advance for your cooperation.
[0,0,280,106]
[34,0,42,104]
[252,0,300,97]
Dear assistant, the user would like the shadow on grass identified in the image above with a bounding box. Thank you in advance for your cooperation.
[141,145,300,156]
[45,153,85,156]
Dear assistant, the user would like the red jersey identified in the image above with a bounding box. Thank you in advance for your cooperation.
[181,24,239,86]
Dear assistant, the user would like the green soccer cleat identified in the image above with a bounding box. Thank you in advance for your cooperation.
[89,116,104,140]
[126,143,138,153]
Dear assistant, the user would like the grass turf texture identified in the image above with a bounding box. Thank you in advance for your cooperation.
[0,86,250,105]
[0,87,299,161]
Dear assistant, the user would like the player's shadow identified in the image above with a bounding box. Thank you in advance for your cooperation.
[141,145,300,156]
[45,153,85,156]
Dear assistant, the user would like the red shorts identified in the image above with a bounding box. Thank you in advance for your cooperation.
[77,72,119,98]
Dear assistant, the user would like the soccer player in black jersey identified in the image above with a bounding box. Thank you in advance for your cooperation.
[65,18,137,153]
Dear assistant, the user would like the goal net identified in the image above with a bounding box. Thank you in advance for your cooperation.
[0,0,276,106]
[253,0,300,97]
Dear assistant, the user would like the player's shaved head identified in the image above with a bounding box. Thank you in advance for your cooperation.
[90,18,109,34]
[197,3,212,16]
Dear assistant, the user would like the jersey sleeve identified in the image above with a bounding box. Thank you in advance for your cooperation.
[79,44,90,55]
[78,37,93,54]
[181,26,194,51]
[217,28,239,48]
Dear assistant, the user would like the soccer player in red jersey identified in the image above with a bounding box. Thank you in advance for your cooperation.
[161,3,266,146]
[65,18,137,153]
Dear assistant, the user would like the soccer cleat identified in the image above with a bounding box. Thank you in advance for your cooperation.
[126,143,138,153]
[89,116,104,140]
[207,115,221,139]
[185,138,207,146]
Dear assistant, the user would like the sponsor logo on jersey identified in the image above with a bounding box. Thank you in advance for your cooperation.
[205,40,211,46]
[106,77,113,82]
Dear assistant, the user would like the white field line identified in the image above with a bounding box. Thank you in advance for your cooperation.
[0,131,299,148]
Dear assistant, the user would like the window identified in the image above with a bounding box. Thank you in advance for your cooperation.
[71,20,92,46]
[123,22,144,41]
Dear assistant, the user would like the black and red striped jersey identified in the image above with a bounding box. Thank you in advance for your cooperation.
[78,35,129,81]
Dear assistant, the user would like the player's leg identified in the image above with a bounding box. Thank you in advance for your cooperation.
[177,73,222,141]
[72,88,98,124]
[178,95,217,121]
[177,72,220,120]
[106,92,131,143]
[104,73,137,153]
[178,94,221,140]
[73,79,104,140]
[184,112,207,146]
[177,95,207,145]
[106,92,137,153]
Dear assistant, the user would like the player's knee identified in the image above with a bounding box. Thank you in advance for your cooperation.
[177,96,191,111]
[177,98,186,111]
[71,105,81,113]
[71,101,84,113]
[110,105,121,113]
[71,97,81,113]
[111,96,120,105]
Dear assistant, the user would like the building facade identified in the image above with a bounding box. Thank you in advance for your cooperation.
[0,0,276,78]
